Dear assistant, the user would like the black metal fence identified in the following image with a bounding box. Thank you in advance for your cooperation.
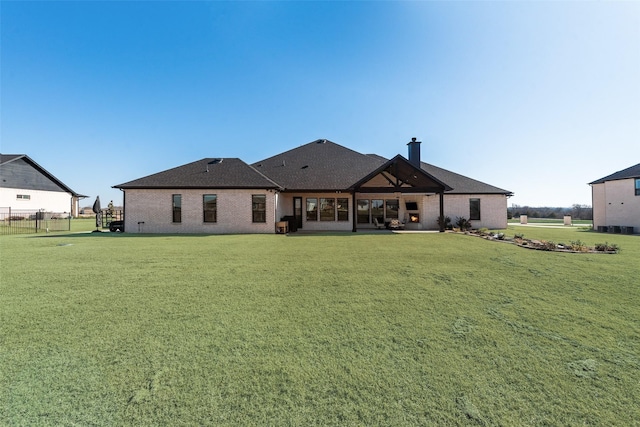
[101,209,123,229]
[0,209,71,235]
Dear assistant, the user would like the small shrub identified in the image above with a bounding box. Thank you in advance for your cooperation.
[569,240,588,252]
[455,216,472,232]
[495,233,505,240]
[595,242,620,252]
[437,215,452,230]
[514,233,524,240]
[540,240,557,251]
[478,227,489,236]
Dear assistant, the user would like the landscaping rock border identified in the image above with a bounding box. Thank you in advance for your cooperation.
[459,230,619,254]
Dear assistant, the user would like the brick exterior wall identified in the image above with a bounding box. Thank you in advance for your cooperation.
[123,189,277,234]
[437,194,508,230]
[592,179,640,230]
[123,189,508,233]
[279,193,508,231]
[592,183,606,230]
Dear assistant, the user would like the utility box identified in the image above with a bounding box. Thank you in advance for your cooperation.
[563,215,572,226]
[621,226,634,234]
[520,215,527,224]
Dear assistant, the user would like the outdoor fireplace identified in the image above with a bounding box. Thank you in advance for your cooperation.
[409,213,420,223]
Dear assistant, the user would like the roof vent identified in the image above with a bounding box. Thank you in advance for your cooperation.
[317,139,327,144]
[206,158,223,172]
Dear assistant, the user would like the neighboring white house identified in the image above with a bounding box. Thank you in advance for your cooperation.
[114,139,513,234]
[589,163,640,234]
[0,154,86,217]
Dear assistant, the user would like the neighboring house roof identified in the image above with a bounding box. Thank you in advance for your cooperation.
[589,163,640,185]
[252,139,386,191]
[0,154,86,197]
[420,162,513,195]
[114,158,282,189]
[0,154,22,163]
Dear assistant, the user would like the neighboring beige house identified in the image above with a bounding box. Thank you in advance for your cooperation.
[114,139,513,234]
[0,154,86,217]
[589,163,640,234]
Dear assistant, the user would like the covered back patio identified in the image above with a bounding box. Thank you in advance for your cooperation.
[349,155,452,232]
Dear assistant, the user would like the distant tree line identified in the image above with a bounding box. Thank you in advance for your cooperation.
[508,204,592,220]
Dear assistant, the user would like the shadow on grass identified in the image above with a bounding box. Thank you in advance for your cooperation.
[284,230,397,237]
[27,231,392,239]
[27,231,220,239]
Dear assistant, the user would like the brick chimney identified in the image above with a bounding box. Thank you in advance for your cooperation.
[407,137,421,167]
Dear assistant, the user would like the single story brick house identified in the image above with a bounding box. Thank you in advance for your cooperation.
[114,139,512,234]
[0,154,86,217]
[589,163,640,233]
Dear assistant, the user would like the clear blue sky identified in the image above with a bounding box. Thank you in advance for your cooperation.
[2,1,639,208]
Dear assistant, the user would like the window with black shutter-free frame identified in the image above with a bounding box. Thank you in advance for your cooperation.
[306,198,318,221]
[252,195,266,223]
[470,198,481,221]
[203,194,217,222]
[337,198,349,221]
[172,194,182,223]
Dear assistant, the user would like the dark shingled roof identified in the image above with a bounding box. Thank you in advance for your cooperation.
[1,154,24,164]
[113,140,512,195]
[252,139,386,191]
[114,158,281,189]
[420,162,513,195]
[1,153,86,197]
[352,155,453,192]
[251,140,511,194]
[589,163,640,185]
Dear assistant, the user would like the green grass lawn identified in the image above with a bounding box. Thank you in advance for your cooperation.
[1,226,638,425]
[507,218,593,225]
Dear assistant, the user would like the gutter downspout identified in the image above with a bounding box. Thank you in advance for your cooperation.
[352,191,357,232]
[439,191,445,232]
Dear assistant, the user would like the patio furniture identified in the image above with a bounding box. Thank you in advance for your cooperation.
[276,221,289,234]
[373,218,385,229]
[388,219,404,230]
